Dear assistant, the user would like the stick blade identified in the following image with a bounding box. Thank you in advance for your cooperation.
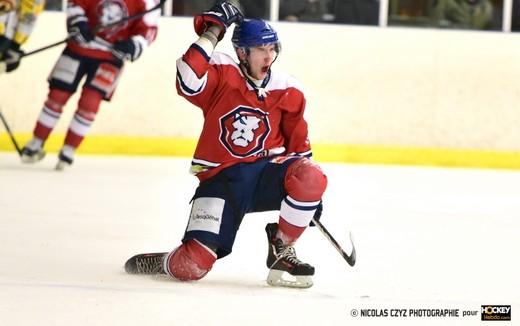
[313,218,356,267]
[343,232,356,266]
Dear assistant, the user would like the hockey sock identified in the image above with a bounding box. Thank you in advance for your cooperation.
[34,88,72,141]
[277,216,306,245]
[64,88,102,148]
[278,158,328,244]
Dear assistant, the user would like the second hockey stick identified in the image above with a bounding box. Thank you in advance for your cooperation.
[23,0,166,58]
[312,218,356,267]
[0,109,22,156]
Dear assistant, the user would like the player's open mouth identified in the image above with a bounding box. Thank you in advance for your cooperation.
[261,66,269,73]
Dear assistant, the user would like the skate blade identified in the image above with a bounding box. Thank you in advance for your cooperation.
[55,160,71,171]
[125,252,167,275]
[266,269,313,289]
[21,152,45,163]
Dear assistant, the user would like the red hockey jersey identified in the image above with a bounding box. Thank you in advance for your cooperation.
[67,0,159,60]
[176,44,312,181]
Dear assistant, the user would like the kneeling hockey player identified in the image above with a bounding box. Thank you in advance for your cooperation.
[125,0,327,288]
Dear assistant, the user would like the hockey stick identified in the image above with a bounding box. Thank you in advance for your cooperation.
[22,0,166,58]
[0,109,22,156]
[312,218,356,267]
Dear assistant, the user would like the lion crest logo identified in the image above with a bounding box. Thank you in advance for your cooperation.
[219,106,270,157]
[97,0,128,36]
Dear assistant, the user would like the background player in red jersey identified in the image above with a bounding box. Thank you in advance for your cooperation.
[20,0,159,170]
[125,0,327,288]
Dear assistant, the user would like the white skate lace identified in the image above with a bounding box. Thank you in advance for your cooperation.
[275,242,303,266]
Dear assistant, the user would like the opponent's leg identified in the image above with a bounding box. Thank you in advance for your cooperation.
[21,88,72,163]
[56,87,102,170]
[55,59,121,170]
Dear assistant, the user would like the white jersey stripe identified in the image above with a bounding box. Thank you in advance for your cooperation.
[176,58,208,96]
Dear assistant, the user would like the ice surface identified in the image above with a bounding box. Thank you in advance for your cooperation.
[1,153,518,325]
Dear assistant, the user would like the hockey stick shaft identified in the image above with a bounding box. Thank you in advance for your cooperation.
[94,0,166,32]
[23,0,166,58]
[312,218,356,267]
[23,38,69,57]
[0,109,22,156]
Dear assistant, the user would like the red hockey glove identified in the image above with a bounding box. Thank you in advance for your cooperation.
[194,0,243,40]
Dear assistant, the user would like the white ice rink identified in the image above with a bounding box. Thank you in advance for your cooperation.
[0,152,518,326]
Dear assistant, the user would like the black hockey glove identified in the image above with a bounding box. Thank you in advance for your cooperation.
[113,37,144,62]
[67,18,94,44]
[194,0,243,40]
[0,35,11,57]
[2,41,24,73]
[309,201,323,227]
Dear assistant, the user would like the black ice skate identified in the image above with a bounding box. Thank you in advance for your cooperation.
[265,223,314,288]
[55,149,73,171]
[125,252,167,275]
[20,144,45,163]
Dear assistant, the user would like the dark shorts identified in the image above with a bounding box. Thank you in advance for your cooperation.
[48,47,124,100]
[183,156,300,258]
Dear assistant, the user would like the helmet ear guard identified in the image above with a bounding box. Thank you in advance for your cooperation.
[236,47,248,63]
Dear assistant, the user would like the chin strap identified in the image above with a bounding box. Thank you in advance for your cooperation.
[240,64,271,101]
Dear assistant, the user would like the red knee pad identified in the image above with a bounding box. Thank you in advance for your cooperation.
[285,158,327,202]
[165,239,217,281]
[45,88,73,112]
[77,88,103,118]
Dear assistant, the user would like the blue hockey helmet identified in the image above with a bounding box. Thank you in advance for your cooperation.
[232,19,281,52]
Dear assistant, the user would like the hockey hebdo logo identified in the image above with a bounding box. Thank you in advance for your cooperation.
[349,305,512,321]
[219,106,270,158]
[481,305,511,321]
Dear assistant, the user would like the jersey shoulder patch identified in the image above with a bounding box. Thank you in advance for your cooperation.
[267,70,305,94]
[210,52,240,70]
